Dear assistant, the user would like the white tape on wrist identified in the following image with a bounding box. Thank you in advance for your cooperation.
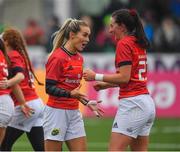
[95,74,104,81]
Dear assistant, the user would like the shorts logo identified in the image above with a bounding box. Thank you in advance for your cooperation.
[51,128,60,136]
[18,123,24,127]
[126,127,133,133]
[113,122,118,128]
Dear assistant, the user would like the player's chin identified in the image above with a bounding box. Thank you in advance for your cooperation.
[77,46,85,52]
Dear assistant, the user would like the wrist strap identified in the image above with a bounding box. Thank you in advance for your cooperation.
[95,74,104,81]
[80,98,89,105]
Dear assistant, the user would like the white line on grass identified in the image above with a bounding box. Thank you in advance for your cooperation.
[14,141,180,150]
[151,126,180,134]
[88,143,180,149]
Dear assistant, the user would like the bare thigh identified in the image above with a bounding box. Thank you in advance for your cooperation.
[109,132,133,151]
[45,139,63,151]
[66,136,87,151]
[0,127,6,144]
[130,135,149,151]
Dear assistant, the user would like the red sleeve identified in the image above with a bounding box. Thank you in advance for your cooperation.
[116,41,132,67]
[46,56,63,81]
[8,52,24,68]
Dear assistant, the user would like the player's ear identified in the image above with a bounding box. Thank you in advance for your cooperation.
[118,23,126,33]
[69,31,76,39]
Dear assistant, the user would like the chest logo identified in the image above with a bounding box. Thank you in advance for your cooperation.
[67,65,73,70]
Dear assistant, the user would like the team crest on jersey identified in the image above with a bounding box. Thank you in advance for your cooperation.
[67,65,73,70]
[51,128,60,136]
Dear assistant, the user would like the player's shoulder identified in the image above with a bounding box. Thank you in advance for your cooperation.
[118,35,136,45]
[48,48,68,64]
[76,52,83,59]
[8,50,21,58]
[52,47,68,58]
[0,50,4,57]
[0,51,5,62]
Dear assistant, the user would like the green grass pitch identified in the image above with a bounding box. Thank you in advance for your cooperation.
[12,118,180,151]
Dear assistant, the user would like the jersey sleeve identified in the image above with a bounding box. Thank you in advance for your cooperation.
[116,41,132,67]
[8,52,24,76]
[9,52,24,69]
[46,56,63,81]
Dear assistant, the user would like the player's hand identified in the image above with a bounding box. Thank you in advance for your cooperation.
[70,85,87,99]
[87,100,104,117]
[83,69,96,81]
[94,82,109,91]
[0,79,9,89]
[80,98,104,117]
[20,104,35,118]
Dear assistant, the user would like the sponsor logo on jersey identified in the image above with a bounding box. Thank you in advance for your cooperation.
[51,128,60,136]
[65,78,81,84]
[67,65,73,70]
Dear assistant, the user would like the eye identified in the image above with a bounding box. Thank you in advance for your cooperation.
[83,32,89,37]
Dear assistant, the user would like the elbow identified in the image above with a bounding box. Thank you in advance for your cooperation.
[45,84,53,95]
[8,73,25,87]
[45,89,49,95]
[122,79,130,84]
[122,76,130,84]
[17,73,25,81]
[117,76,130,84]
[45,85,50,94]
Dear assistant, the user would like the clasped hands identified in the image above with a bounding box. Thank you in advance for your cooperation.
[70,85,104,117]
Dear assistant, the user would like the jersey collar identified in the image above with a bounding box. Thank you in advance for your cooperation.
[61,46,77,56]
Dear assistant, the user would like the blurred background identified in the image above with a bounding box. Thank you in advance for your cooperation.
[0,0,180,151]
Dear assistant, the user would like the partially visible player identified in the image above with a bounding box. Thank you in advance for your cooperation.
[0,28,45,151]
[83,9,156,151]
[0,37,14,148]
[44,18,103,151]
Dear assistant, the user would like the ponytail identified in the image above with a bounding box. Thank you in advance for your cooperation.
[20,36,44,86]
[52,19,73,52]
[129,9,150,49]
[112,9,150,49]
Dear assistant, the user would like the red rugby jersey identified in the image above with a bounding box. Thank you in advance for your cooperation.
[0,51,10,95]
[115,35,149,99]
[8,50,38,106]
[46,47,83,109]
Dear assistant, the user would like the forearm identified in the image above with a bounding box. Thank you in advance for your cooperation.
[46,79,71,98]
[12,84,26,105]
[46,85,71,97]
[8,73,24,87]
[103,82,119,88]
[12,84,34,118]
[84,66,131,85]
[102,73,129,84]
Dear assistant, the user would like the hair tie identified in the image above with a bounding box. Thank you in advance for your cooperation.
[129,9,137,16]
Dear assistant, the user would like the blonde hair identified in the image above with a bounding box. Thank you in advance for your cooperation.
[52,18,88,52]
